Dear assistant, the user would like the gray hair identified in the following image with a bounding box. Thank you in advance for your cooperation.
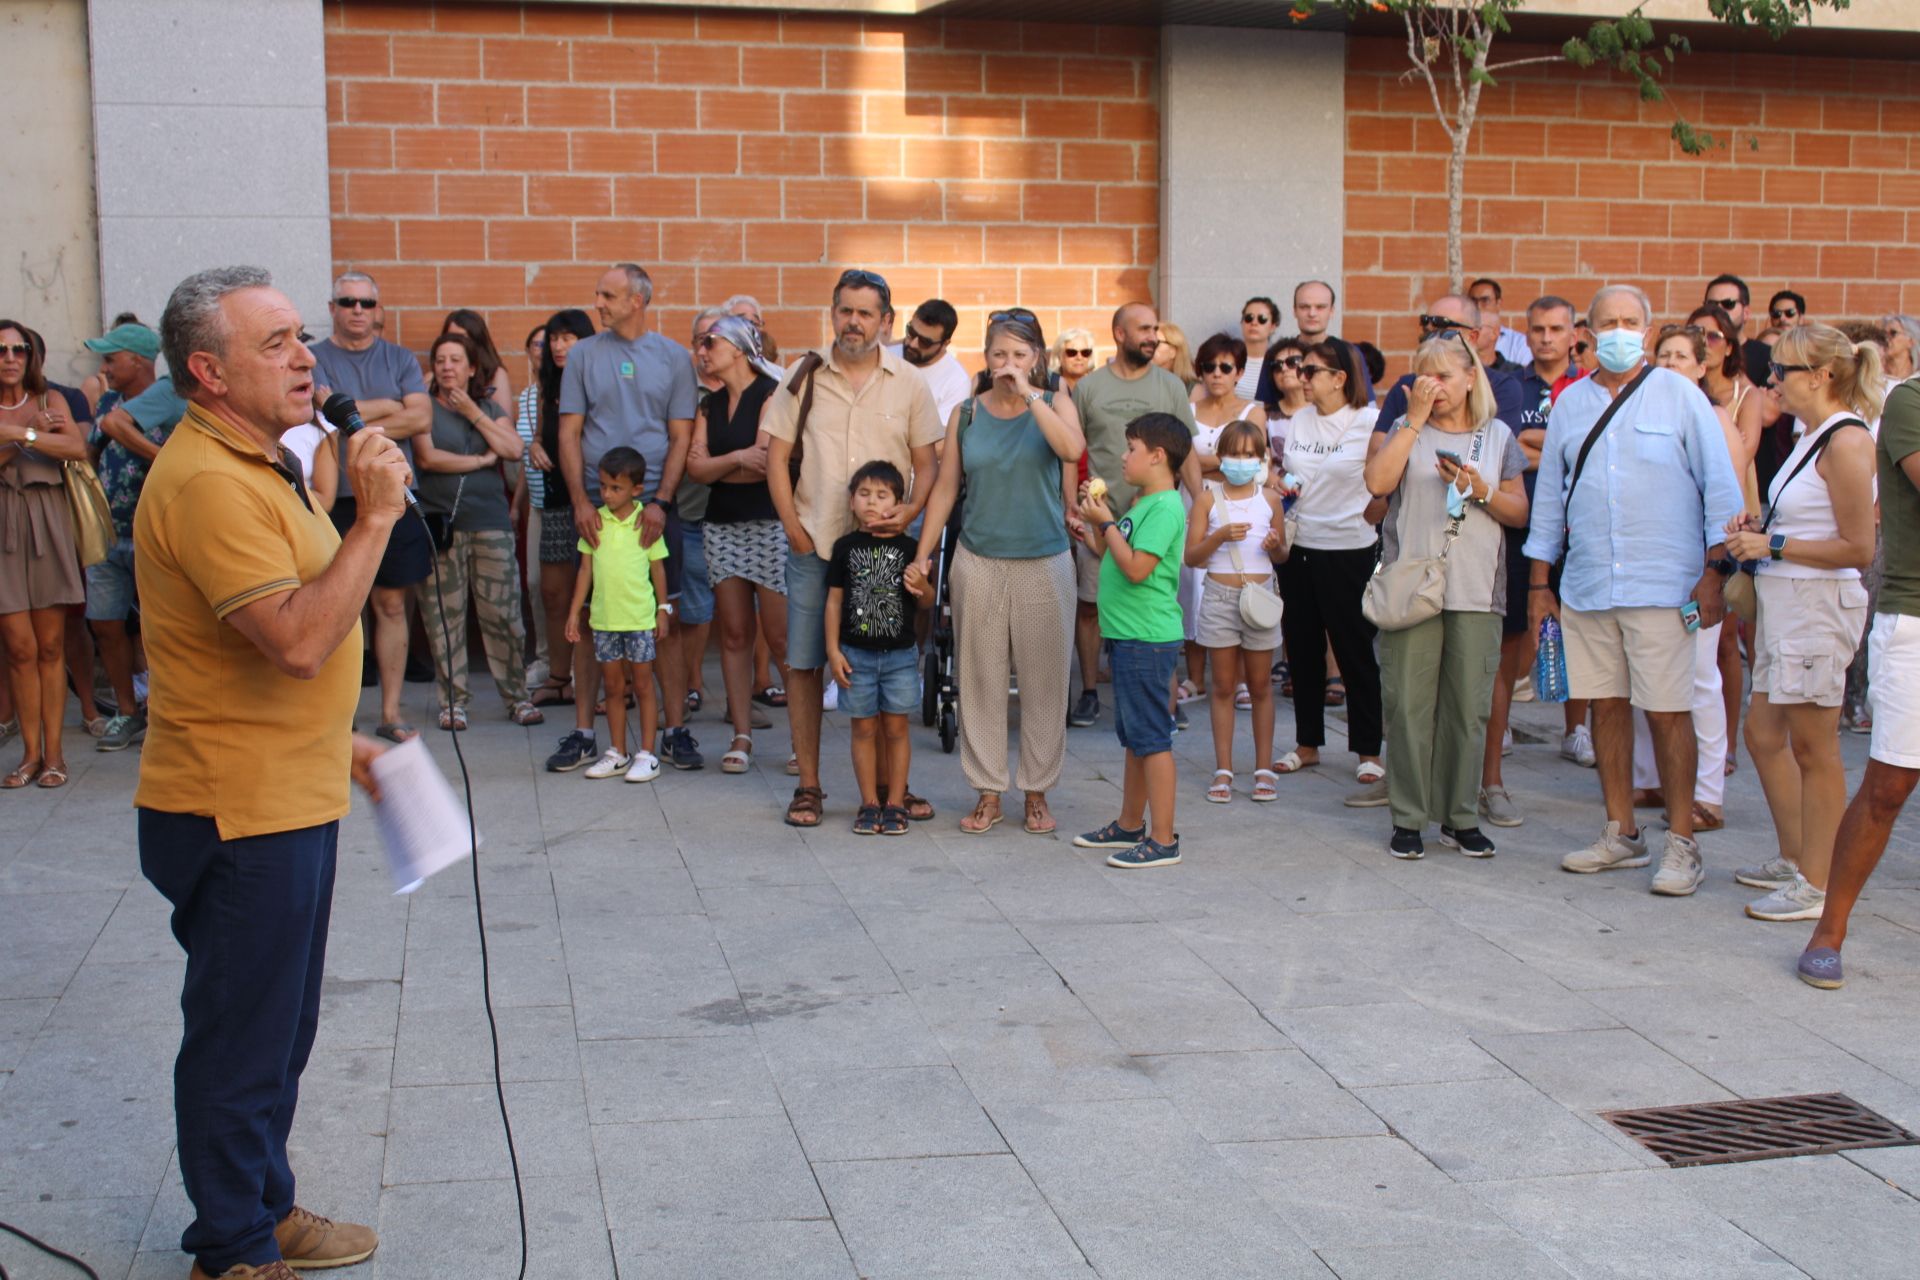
[1884,314,1920,352]
[613,262,654,306]
[162,266,274,396]
[723,294,765,322]
[1588,283,1654,328]
[1433,293,1483,330]
[691,304,727,341]
[332,270,378,298]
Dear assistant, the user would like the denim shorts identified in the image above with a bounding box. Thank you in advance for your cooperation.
[678,521,714,626]
[786,547,831,671]
[1110,638,1183,756]
[593,628,657,665]
[842,645,918,719]
[85,538,138,622]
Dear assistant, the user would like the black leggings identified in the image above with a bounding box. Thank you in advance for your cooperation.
[1278,543,1383,755]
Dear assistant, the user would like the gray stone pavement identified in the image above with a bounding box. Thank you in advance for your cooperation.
[4,670,1920,1279]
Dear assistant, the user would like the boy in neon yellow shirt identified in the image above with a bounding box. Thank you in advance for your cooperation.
[565,447,671,782]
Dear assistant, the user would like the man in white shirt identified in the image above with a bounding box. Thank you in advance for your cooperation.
[892,299,970,425]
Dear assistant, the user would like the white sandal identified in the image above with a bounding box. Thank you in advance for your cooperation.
[1234,683,1251,709]
[785,752,799,776]
[1252,769,1279,802]
[1356,761,1385,785]
[1176,678,1205,705]
[1206,769,1234,803]
[721,733,753,774]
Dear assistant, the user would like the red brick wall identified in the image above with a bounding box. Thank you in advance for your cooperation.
[323,1,1160,365]
[1342,37,1919,369]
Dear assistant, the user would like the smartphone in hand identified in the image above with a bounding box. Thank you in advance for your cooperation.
[1680,600,1702,633]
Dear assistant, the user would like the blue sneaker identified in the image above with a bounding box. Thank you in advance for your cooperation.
[544,730,597,772]
[1797,947,1844,990]
[1073,820,1145,850]
[659,726,704,771]
[1107,836,1181,869]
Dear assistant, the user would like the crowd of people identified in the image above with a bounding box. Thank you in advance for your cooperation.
[4,265,1919,993]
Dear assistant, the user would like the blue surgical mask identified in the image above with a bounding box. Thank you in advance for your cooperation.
[1594,328,1646,374]
[1220,458,1262,486]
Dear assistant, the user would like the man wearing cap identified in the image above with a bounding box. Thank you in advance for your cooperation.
[84,322,189,751]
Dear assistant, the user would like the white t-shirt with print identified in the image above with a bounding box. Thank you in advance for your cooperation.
[1282,404,1381,551]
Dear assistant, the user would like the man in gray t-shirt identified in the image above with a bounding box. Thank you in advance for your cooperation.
[554,263,702,768]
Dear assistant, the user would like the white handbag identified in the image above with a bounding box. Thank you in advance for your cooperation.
[1214,483,1284,631]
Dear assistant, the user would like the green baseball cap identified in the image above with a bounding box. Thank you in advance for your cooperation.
[84,323,160,359]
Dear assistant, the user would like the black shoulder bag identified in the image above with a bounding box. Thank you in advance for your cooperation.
[782,352,826,485]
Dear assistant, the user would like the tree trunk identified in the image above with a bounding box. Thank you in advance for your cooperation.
[1446,127,1467,290]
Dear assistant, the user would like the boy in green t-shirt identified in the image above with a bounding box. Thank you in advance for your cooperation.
[1072,412,1191,868]
[565,447,671,783]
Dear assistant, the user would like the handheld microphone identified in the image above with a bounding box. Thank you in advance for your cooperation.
[320,392,419,508]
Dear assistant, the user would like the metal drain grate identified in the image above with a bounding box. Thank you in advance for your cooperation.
[1603,1093,1919,1168]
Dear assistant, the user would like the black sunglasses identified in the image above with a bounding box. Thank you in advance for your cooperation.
[1274,354,1303,369]
[1298,364,1335,378]
[903,327,946,346]
[1201,360,1239,375]
[1573,341,1591,355]
[1707,297,1741,311]
[1063,347,1093,358]
[989,308,1038,324]
[1769,361,1811,381]
[835,268,892,308]
[1771,308,1800,320]
[1428,329,1473,349]
[334,296,378,310]
[1241,312,1273,325]
[0,343,30,358]
[1419,315,1471,332]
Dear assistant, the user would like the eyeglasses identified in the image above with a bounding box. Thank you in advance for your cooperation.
[989,308,1038,324]
[333,296,378,310]
[1769,361,1811,381]
[0,343,29,358]
[1063,348,1092,359]
[1771,308,1799,320]
[1201,360,1240,375]
[1419,315,1472,332]
[695,334,721,349]
[1274,355,1302,369]
[1241,312,1273,325]
[1701,330,1727,345]
[1707,297,1741,311]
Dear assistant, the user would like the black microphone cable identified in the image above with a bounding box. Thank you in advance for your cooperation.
[0,1219,101,1280]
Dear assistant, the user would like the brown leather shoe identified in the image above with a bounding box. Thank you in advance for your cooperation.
[189,1262,300,1280]
[273,1206,379,1270]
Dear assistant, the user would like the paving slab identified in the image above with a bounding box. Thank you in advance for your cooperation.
[578,1033,783,1125]
[780,1065,1006,1162]
[1141,1049,1387,1142]
[1314,1238,1576,1279]
[593,1115,826,1228]
[1274,1002,1512,1088]
[1680,1152,1920,1280]
[1221,1135,1514,1249]
[1354,1078,1654,1182]
[610,1218,857,1280]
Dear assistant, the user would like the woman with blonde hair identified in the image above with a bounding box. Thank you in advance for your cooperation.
[1362,331,1529,859]
[1153,321,1196,390]
[1050,328,1096,394]
[1726,323,1881,923]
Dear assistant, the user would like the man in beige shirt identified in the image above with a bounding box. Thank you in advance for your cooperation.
[767,268,943,828]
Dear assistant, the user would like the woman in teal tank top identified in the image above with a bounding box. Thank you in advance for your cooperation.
[914,312,1086,835]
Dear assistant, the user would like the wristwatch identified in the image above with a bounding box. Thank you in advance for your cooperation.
[23,427,36,446]
[658,601,675,615]
[650,497,677,514]
[1025,389,1044,404]
[1707,556,1739,577]
[1768,533,1787,561]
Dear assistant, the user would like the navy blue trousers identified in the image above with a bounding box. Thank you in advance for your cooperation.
[139,809,338,1272]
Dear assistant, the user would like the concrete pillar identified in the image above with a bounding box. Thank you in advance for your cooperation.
[86,0,334,342]
[1158,25,1346,344]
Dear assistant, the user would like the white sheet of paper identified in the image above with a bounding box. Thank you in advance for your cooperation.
[370,736,476,893]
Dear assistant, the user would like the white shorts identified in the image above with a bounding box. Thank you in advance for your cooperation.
[1075,541,1101,604]
[1751,574,1870,708]
[1195,576,1283,651]
[1868,612,1920,768]
[1561,604,1694,712]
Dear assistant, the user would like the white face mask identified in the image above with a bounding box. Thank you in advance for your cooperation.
[1594,328,1646,374]
[1219,457,1263,486]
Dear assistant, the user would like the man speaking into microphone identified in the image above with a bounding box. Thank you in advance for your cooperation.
[134,267,411,1280]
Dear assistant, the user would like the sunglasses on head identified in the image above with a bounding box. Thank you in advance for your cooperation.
[0,343,29,358]
[1201,360,1239,375]
[334,296,378,310]
[1241,312,1273,325]
[1769,361,1811,381]
[1419,315,1471,332]
[1771,308,1799,320]
[1063,347,1092,358]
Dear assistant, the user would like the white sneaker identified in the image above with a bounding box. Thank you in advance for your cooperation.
[624,750,661,783]
[584,749,632,779]
[1734,855,1799,891]
[1747,873,1825,921]
[1561,725,1596,768]
[1501,727,1514,757]
[1650,831,1705,896]
[1562,821,1650,873]
[823,682,839,712]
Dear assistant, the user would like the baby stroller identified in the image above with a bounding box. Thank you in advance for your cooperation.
[920,504,962,754]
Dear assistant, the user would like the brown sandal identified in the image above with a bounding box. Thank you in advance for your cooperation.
[1692,801,1724,832]
[960,795,1003,835]
[2,760,42,789]
[1023,793,1056,835]
[902,790,935,822]
[785,785,826,828]
[36,764,68,789]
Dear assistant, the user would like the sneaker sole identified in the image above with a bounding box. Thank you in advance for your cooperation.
[284,1245,379,1270]
[1073,836,1142,849]
[1746,902,1824,921]
[1388,847,1425,860]
[548,756,595,773]
[1481,811,1524,829]
[625,772,660,783]
[1106,852,1180,868]
[1734,872,1797,890]
[1562,854,1652,873]
[1438,834,1496,858]
[1650,876,1704,897]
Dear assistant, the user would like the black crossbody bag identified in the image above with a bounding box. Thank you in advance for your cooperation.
[1558,364,1654,554]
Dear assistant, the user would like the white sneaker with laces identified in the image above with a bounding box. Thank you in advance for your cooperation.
[1746,873,1825,921]
[1734,855,1799,891]
[1650,831,1704,896]
[625,750,661,783]
[1561,725,1596,768]
[584,749,632,779]
[1561,821,1649,873]
[1501,727,1513,757]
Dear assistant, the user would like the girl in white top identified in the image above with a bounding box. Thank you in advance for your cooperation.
[1186,421,1286,803]
[1723,323,1882,925]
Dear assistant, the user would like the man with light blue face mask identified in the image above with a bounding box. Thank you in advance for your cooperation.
[1524,284,1745,899]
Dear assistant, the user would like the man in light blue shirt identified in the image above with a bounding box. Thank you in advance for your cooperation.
[1524,284,1744,897]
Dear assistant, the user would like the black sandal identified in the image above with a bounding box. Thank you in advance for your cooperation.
[853,804,883,836]
[754,686,787,708]
[880,805,910,836]
[529,677,574,707]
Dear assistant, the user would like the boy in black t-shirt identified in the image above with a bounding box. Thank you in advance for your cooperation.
[826,461,931,836]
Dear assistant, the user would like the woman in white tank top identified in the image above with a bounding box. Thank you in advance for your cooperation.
[1722,323,1883,926]
[1184,420,1285,803]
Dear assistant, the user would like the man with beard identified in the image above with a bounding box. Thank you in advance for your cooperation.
[766,269,943,829]
[1067,302,1197,727]
[891,298,968,424]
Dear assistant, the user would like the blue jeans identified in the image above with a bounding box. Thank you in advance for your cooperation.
[842,645,918,718]
[84,537,137,621]
[139,810,338,1273]
[678,521,714,626]
[1110,639,1183,756]
[785,548,831,671]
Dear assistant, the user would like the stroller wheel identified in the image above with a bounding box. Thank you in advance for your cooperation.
[922,647,940,727]
[939,705,958,754]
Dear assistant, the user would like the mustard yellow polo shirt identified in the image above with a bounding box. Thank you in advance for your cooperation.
[133,402,363,839]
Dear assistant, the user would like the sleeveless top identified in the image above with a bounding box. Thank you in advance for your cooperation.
[1193,399,1258,465]
[1762,410,1866,582]
[1203,483,1275,576]
[959,393,1071,560]
[703,374,779,524]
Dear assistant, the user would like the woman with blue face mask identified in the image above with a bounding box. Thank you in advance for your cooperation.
[1362,333,1532,860]
[1185,420,1287,803]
